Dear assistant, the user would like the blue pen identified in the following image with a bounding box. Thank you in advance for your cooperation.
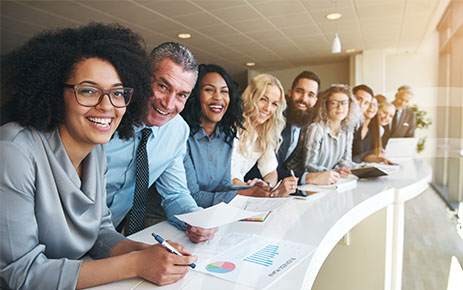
[152,233,196,269]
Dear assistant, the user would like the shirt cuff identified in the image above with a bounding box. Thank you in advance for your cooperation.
[300,172,308,185]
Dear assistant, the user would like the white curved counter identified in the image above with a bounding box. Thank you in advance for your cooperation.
[88,158,431,290]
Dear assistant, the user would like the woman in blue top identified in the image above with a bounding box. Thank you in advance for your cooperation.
[0,23,196,290]
[181,64,272,208]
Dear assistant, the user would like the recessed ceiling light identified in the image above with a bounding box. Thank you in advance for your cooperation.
[345,48,356,53]
[245,62,256,67]
[177,33,191,39]
[325,13,342,20]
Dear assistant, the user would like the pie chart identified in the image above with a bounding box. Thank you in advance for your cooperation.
[205,261,236,274]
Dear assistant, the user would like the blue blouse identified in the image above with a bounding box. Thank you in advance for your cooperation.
[183,127,240,208]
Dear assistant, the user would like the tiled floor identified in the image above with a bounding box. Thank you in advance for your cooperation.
[402,187,463,290]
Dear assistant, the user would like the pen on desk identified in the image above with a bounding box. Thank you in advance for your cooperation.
[151,233,196,268]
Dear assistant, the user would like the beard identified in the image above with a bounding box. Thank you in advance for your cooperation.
[285,99,315,128]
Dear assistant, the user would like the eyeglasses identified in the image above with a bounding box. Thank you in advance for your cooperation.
[327,100,350,107]
[330,83,351,90]
[64,84,133,108]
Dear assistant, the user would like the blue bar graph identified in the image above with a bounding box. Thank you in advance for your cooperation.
[243,244,279,267]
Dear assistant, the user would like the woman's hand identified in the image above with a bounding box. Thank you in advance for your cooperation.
[306,171,340,185]
[245,178,267,187]
[134,242,197,286]
[335,167,351,178]
[237,185,272,197]
[272,176,298,197]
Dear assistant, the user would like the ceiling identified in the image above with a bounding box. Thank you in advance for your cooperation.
[1,0,447,85]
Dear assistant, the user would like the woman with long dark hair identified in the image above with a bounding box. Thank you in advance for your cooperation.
[181,64,272,207]
[0,23,195,290]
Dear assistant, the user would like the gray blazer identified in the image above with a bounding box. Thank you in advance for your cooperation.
[0,122,125,290]
[382,108,416,147]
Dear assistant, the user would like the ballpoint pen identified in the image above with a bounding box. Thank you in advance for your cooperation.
[152,233,196,268]
[270,179,282,192]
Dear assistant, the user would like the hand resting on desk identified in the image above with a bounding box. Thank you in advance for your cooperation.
[306,170,340,185]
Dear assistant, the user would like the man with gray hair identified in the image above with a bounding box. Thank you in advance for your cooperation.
[383,85,416,141]
[105,42,217,243]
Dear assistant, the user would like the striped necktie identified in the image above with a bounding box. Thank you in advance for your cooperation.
[126,128,151,235]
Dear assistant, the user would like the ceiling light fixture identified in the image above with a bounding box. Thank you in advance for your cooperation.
[177,33,191,39]
[329,1,341,54]
[332,33,341,54]
[325,12,342,20]
[245,62,256,67]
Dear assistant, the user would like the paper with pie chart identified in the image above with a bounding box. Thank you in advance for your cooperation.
[196,235,315,289]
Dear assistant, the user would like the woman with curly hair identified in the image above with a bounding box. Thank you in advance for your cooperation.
[0,23,195,290]
[181,64,273,208]
[230,73,297,196]
[287,85,362,176]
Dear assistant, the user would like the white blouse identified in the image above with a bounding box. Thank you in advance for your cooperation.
[230,133,278,182]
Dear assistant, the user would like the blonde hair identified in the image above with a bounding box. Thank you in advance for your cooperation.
[378,101,396,114]
[313,85,362,131]
[239,73,286,156]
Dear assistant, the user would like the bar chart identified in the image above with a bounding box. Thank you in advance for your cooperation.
[243,244,280,267]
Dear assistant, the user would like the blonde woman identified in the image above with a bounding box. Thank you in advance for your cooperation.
[231,74,297,196]
[287,85,362,177]
[378,101,397,147]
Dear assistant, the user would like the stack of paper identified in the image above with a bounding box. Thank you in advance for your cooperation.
[175,202,266,228]
[228,195,290,222]
[297,176,358,193]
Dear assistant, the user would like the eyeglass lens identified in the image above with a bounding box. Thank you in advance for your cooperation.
[328,100,349,107]
[76,85,132,107]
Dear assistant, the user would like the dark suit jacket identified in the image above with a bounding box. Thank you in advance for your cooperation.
[244,123,305,183]
[382,108,416,147]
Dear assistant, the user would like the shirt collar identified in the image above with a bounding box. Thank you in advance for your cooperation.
[193,126,221,141]
[135,124,159,138]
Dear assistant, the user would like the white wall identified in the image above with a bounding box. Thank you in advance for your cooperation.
[247,60,350,93]
[385,31,439,162]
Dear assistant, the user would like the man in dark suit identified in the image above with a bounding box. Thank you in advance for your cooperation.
[382,85,416,146]
[245,71,340,185]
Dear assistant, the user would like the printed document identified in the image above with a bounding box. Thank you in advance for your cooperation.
[196,235,315,289]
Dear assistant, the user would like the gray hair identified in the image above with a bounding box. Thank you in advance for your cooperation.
[150,42,198,81]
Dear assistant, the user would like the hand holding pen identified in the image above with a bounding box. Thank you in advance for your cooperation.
[152,233,197,269]
[272,170,298,197]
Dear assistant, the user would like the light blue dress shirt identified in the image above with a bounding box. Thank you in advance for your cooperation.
[105,115,201,230]
[183,127,240,208]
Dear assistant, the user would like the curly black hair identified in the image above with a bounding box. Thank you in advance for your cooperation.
[1,22,152,139]
[181,64,242,145]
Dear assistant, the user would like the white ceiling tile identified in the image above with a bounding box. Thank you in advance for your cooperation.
[251,0,307,17]
[195,23,238,37]
[2,1,79,28]
[192,0,247,11]
[356,3,404,19]
[268,13,316,28]
[170,12,224,29]
[133,0,204,16]
[208,5,263,23]
[230,19,274,33]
